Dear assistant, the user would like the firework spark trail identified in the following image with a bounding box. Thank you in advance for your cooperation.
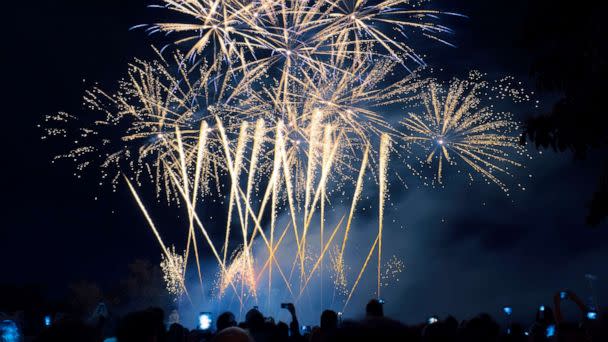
[301,126,341,247]
[184,122,210,289]
[304,109,323,222]
[245,134,283,249]
[124,176,192,303]
[319,158,326,307]
[242,119,265,296]
[254,222,295,298]
[164,165,244,305]
[216,119,260,306]
[297,215,345,301]
[219,121,250,265]
[174,126,206,296]
[277,126,306,277]
[338,144,370,279]
[319,120,334,287]
[378,134,391,298]
[269,123,284,299]
[205,122,300,303]
[291,125,341,281]
[343,235,379,312]
[255,221,291,283]
[223,180,296,298]
[243,119,265,239]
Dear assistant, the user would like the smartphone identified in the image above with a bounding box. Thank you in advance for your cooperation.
[280,303,289,309]
[587,311,597,320]
[378,299,385,304]
[44,315,52,327]
[503,307,512,315]
[198,312,213,331]
[428,316,438,324]
[301,325,312,334]
[546,324,555,337]
[559,291,568,300]
[539,305,545,312]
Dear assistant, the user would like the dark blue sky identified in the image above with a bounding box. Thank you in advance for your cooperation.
[1,0,606,323]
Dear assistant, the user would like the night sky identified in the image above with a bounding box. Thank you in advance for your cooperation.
[1,0,607,323]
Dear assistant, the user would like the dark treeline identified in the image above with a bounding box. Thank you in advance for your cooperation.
[520,1,608,226]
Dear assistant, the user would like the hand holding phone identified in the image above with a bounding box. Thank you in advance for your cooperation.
[281,303,296,315]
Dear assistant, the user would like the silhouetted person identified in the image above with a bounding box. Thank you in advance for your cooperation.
[274,321,289,342]
[217,312,237,332]
[423,323,447,342]
[459,313,500,342]
[309,310,338,342]
[167,323,188,342]
[211,327,254,342]
[320,310,338,331]
[444,315,458,337]
[245,308,268,342]
[277,303,301,340]
[244,308,264,333]
[500,323,527,342]
[116,308,166,342]
[365,299,383,318]
[35,318,100,342]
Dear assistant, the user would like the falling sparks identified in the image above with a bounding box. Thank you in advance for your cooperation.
[217,248,257,298]
[381,255,405,288]
[160,246,187,301]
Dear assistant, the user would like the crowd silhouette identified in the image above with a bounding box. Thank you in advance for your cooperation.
[5,290,601,342]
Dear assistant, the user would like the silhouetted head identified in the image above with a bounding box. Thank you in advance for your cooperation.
[217,312,237,332]
[510,323,527,338]
[557,322,586,342]
[34,318,99,342]
[460,314,500,342]
[275,321,289,340]
[116,308,165,342]
[245,309,264,331]
[444,315,458,334]
[422,320,447,341]
[536,306,555,325]
[320,310,338,330]
[167,323,188,342]
[211,327,254,342]
[365,299,384,318]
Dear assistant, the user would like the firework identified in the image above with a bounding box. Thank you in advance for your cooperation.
[44,0,533,318]
[149,0,457,63]
[400,72,529,192]
[145,0,457,103]
[43,49,266,201]
[160,246,187,301]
